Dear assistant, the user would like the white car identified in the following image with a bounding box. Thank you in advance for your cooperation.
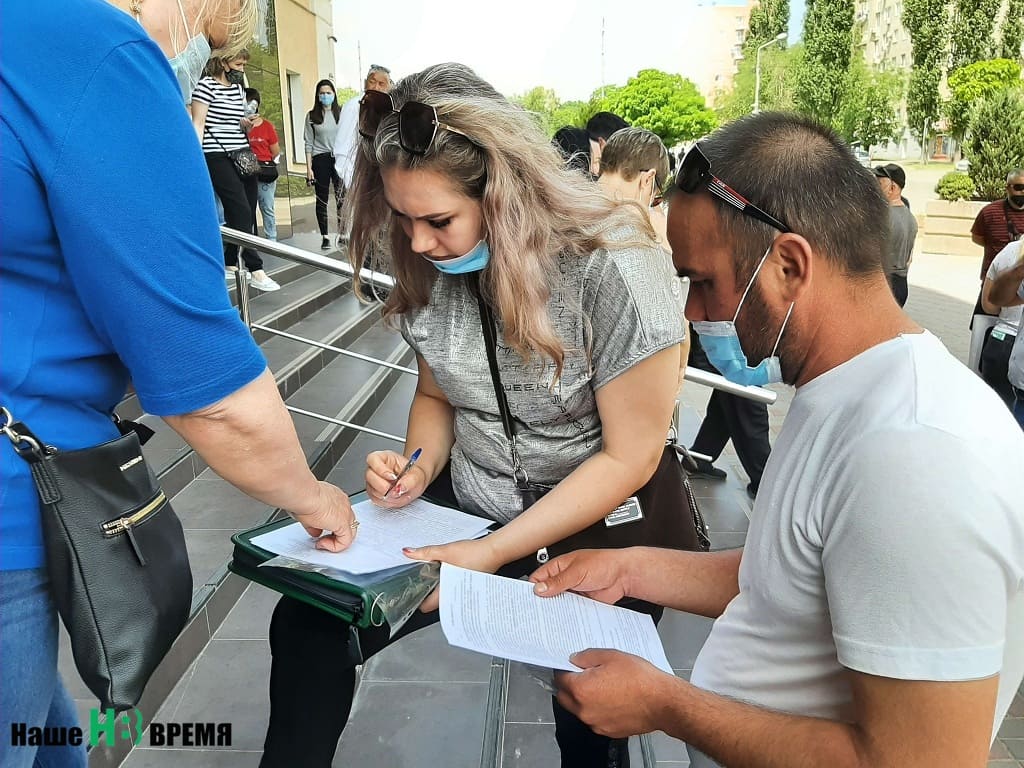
[956,158,970,173]
[851,146,872,168]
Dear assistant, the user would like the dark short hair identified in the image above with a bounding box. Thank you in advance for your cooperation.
[245,87,261,105]
[552,126,592,176]
[586,111,629,142]
[700,112,887,280]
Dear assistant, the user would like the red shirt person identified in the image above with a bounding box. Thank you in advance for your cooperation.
[971,168,1024,280]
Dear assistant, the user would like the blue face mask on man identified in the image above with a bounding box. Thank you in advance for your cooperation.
[690,246,795,387]
[423,240,491,275]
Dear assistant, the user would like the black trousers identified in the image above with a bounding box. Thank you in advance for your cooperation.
[980,329,1017,408]
[205,152,263,271]
[311,152,343,237]
[260,468,662,768]
[887,273,909,307]
[688,330,771,490]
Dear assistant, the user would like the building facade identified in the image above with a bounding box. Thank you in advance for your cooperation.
[687,0,755,107]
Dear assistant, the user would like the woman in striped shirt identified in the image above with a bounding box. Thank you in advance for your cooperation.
[191,51,280,292]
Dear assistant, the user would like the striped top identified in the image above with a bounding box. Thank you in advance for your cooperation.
[191,77,249,154]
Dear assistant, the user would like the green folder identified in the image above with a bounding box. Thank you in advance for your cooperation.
[229,492,442,630]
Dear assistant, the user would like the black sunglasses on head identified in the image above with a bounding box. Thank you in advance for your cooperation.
[1011,183,1024,192]
[675,143,791,233]
[358,90,474,156]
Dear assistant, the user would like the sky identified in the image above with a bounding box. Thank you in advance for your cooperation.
[332,0,807,102]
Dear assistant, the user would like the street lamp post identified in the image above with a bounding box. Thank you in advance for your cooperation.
[754,32,788,114]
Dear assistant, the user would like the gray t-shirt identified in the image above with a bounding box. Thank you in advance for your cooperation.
[399,240,685,523]
[303,110,339,157]
[884,204,917,277]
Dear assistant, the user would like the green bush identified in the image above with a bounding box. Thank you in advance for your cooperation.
[965,86,1024,200]
[935,171,976,201]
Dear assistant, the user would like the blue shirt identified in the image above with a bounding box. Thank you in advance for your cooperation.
[0,0,267,570]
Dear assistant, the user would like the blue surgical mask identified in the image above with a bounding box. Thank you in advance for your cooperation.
[319,93,335,107]
[424,240,491,275]
[690,246,794,387]
[168,34,211,103]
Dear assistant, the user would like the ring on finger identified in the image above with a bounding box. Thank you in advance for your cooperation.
[350,520,360,530]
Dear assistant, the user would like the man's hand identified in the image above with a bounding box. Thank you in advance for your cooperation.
[529,548,635,605]
[555,649,678,738]
[404,537,503,612]
[288,480,358,552]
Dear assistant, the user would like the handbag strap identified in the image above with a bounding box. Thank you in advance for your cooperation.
[1,404,154,462]
[471,276,528,482]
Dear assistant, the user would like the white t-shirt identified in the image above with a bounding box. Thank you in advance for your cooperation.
[986,241,1023,338]
[333,94,361,188]
[688,332,1024,766]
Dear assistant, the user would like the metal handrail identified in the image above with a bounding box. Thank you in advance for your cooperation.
[223,228,778,441]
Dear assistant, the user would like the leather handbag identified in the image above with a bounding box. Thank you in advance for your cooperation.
[2,406,193,711]
[472,283,711,564]
[257,160,279,183]
[206,123,260,178]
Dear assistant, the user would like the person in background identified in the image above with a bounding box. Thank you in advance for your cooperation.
[980,240,1023,407]
[586,111,629,176]
[988,241,1024,427]
[191,51,280,291]
[305,79,343,249]
[552,126,594,177]
[259,62,686,768]
[245,87,280,241]
[873,163,916,307]
[1,2,355,766]
[334,65,393,246]
[533,112,1024,768]
[970,168,1024,328]
[597,126,671,251]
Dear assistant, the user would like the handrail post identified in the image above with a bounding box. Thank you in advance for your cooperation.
[235,267,252,329]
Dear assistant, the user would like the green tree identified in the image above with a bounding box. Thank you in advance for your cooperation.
[744,0,790,53]
[903,0,950,140]
[601,69,717,145]
[793,0,855,126]
[510,86,563,135]
[945,58,1022,143]
[948,0,1001,69]
[1000,0,1024,60]
[965,87,1024,200]
[836,54,905,149]
[550,100,588,132]
[717,44,802,122]
[336,87,359,105]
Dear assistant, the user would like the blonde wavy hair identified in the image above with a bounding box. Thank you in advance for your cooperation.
[347,62,657,380]
[204,0,257,60]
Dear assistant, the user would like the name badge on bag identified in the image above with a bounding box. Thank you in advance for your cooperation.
[605,497,644,527]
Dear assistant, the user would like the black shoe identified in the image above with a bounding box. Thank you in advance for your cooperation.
[321,237,331,250]
[746,482,758,500]
[689,457,727,480]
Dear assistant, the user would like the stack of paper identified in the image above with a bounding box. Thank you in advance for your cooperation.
[439,564,673,674]
[250,498,494,575]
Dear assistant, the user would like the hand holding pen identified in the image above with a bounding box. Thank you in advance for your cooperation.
[365,448,426,507]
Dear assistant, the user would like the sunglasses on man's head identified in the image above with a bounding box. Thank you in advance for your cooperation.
[675,143,792,233]
[358,90,473,156]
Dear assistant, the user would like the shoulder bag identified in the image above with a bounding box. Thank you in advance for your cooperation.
[471,280,711,564]
[2,406,192,711]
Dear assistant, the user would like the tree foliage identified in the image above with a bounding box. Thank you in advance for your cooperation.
[793,0,855,125]
[601,69,717,145]
[902,0,950,139]
[965,87,1024,200]
[945,58,1022,142]
[836,53,905,148]
[1001,0,1024,60]
[949,0,1002,69]
[717,44,801,123]
[744,0,790,53]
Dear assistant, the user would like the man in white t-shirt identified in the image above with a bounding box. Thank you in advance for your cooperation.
[981,240,1023,406]
[531,112,1024,768]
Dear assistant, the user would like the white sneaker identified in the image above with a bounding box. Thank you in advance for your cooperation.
[225,268,249,283]
[249,270,280,292]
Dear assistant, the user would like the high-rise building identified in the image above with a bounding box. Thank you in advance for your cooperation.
[685,0,756,107]
[855,0,914,72]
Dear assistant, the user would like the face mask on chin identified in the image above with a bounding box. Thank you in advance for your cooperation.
[422,240,491,275]
[690,245,795,387]
[1009,194,1024,209]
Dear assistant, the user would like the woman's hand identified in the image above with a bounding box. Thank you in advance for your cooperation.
[239,116,255,132]
[365,450,429,508]
[404,537,503,613]
[288,480,359,553]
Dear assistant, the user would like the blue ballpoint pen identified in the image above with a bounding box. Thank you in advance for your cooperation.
[383,448,422,499]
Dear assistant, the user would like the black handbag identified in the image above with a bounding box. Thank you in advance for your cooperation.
[206,121,259,179]
[257,160,279,183]
[472,283,711,564]
[1,406,193,711]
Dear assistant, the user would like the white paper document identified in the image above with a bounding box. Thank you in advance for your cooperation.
[439,564,673,675]
[250,498,494,575]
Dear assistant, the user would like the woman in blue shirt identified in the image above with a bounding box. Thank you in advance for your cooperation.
[0,2,356,766]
